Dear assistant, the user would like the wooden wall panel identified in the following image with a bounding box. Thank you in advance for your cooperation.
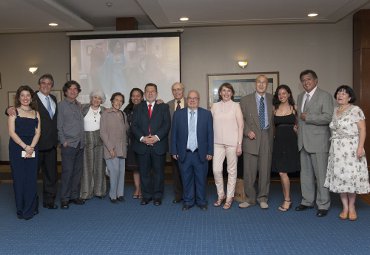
[353,10,370,165]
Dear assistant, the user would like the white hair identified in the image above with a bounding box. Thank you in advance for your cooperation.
[89,90,106,104]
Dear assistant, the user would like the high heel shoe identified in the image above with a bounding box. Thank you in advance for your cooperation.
[223,198,233,210]
[213,196,225,207]
[278,200,292,212]
[339,211,348,220]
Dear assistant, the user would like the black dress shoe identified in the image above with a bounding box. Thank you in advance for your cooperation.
[153,199,162,206]
[61,201,69,209]
[172,198,182,204]
[117,196,125,202]
[110,198,118,203]
[199,205,208,211]
[182,205,192,211]
[43,203,58,209]
[140,198,152,205]
[316,209,328,217]
[295,204,314,211]
[70,198,85,205]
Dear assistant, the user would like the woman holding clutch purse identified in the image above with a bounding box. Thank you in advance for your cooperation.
[8,85,41,220]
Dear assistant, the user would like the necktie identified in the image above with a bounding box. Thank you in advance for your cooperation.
[176,100,181,111]
[148,104,152,118]
[46,96,53,118]
[303,94,310,112]
[188,111,197,152]
[148,104,152,134]
[259,96,265,129]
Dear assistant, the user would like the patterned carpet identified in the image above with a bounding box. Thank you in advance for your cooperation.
[0,182,369,255]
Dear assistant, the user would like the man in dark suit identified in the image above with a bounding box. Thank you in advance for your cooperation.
[6,74,59,209]
[295,70,333,217]
[171,90,214,211]
[167,82,187,204]
[36,74,59,209]
[132,83,171,206]
[239,75,274,210]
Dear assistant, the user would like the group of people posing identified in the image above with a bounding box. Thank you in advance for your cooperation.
[7,69,369,221]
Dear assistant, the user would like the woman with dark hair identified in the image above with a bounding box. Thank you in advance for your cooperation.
[123,88,144,199]
[8,85,41,220]
[324,85,369,221]
[211,83,244,209]
[271,84,300,212]
[100,92,129,203]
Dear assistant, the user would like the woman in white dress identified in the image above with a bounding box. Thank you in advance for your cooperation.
[324,85,369,221]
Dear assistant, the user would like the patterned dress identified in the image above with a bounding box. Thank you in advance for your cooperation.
[324,105,369,194]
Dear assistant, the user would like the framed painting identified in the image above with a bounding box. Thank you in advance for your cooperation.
[50,90,63,102]
[8,91,16,106]
[207,72,279,108]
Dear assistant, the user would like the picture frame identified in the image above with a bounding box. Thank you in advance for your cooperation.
[207,72,279,108]
[50,90,63,102]
[8,90,63,107]
[0,72,2,89]
[8,91,16,106]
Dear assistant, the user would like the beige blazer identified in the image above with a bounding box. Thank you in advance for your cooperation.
[297,87,333,153]
[100,108,129,159]
[239,92,274,155]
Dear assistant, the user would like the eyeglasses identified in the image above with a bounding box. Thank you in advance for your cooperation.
[188,97,199,101]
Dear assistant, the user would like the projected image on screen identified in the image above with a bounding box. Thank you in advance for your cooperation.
[70,36,180,106]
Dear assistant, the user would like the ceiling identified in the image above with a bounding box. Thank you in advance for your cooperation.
[1,0,370,34]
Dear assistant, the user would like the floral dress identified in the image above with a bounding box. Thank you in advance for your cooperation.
[324,105,369,194]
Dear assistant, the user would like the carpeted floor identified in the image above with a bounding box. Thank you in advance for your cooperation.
[0,182,369,255]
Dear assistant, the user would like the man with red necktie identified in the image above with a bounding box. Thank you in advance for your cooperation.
[132,83,171,206]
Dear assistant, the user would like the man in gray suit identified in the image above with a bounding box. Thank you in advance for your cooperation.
[167,82,186,203]
[295,69,334,217]
[239,75,274,209]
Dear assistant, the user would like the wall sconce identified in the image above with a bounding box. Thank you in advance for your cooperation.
[29,67,38,74]
[238,61,248,69]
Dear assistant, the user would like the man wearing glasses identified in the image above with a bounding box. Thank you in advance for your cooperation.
[171,90,214,211]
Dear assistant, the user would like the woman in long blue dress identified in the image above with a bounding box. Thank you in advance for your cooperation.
[8,85,41,220]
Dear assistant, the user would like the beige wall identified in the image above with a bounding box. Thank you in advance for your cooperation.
[0,16,352,160]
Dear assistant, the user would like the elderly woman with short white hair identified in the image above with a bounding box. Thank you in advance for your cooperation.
[80,90,107,200]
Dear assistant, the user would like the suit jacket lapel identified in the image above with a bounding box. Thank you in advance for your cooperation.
[251,92,260,126]
[305,89,319,111]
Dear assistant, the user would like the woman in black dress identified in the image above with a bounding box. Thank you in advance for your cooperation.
[272,85,300,212]
[123,88,144,199]
[8,85,41,220]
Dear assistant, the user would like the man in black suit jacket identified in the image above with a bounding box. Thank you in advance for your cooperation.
[7,74,59,209]
[132,83,171,206]
[35,74,59,209]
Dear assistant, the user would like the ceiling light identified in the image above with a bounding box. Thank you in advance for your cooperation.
[307,13,318,17]
[49,23,58,27]
[179,17,189,22]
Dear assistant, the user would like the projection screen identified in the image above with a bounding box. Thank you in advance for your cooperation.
[70,32,181,107]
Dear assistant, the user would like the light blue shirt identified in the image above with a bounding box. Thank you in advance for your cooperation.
[255,93,269,129]
[187,108,198,150]
[37,91,56,116]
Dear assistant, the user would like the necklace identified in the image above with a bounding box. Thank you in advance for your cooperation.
[20,107,32,112]
[91,107,99,122]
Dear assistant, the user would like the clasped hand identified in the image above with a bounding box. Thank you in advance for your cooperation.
[142,135,158,146]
